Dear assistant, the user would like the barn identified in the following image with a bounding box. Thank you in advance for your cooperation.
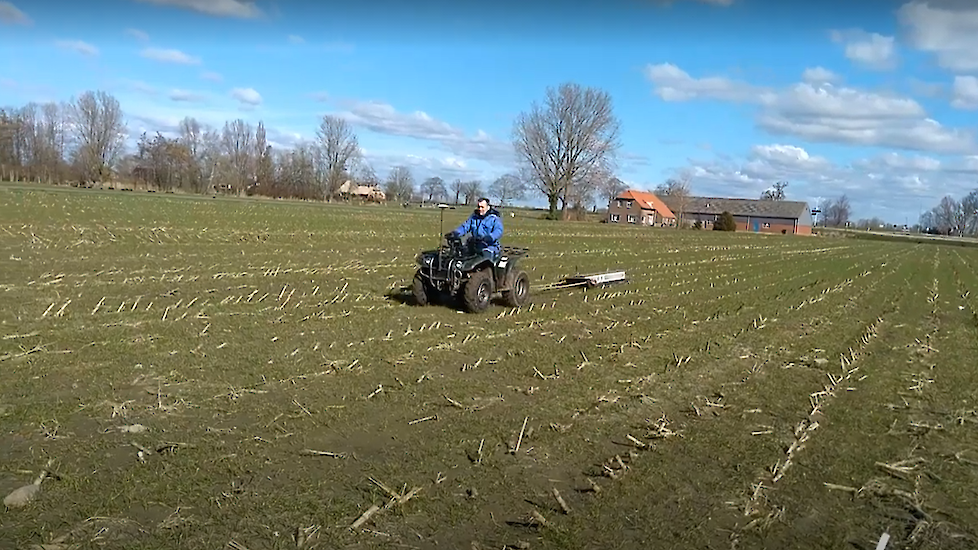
[661,196,813,235]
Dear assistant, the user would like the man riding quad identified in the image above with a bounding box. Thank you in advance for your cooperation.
[445,197,503,261]
[412,197,529,312]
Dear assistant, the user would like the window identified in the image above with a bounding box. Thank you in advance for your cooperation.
[763,222,771,228]
[627,214,636,223]
[610,214,620,222]
[615,200,621,208]
[626,201,633,209]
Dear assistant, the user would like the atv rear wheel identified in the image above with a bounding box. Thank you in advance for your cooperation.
[412,272,432,306]
[462,269,492,313]
[502,270,530,307]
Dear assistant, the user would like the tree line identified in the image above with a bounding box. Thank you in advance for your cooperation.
[0,90,514,205]
[918,190,978,235]
[4,83,857,223]
[0,83,633,216]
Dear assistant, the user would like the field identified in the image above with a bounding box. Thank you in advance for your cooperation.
[2,184,978,550]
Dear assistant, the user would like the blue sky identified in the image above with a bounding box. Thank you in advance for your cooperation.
[2,0,978,222]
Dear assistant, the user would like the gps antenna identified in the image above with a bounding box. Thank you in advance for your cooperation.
[437,203,451,244]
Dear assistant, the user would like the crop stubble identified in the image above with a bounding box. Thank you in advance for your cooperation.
[1,185,977,550]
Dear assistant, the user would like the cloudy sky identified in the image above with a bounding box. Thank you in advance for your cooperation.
[1,0,977,221]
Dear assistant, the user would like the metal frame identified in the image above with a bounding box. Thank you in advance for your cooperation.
[532,271,628,292]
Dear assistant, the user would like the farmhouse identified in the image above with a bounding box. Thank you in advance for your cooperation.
[662,196,813,235]
[338,180,386,202]
[606,189,677,226]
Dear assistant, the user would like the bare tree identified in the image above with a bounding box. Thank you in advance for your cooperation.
[512,82,621,220]
[316,115,360,200]
[450,178,464,204]
[0,108,20,181]
[934,195,961,233]
[564,165,605,215]
[420,176,447,202]
[461,180,483,205]
[760,181,788,201]
[488,173,526,206]
[960,189,978,235]
[822,194,852,227]
[253,121,273,194]
[654,172,692,227]
[599,175,627,207]
[384,166,414,203]
[918,210,936,232]
[354,161,379,187]
[132,131,195,191]
[273,142,319,200]
[38,102,68,183]
[220,119,253,194]
[68,91,127,183]
[178,116,207,192]
[199,126,223,194]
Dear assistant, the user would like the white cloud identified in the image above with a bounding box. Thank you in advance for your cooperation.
[801,67,839,84]
[288,34,304,44]
[140,47,201,65]
[644,62,975,154]
[125,28,150,41]
[55,40,99,57]
[951,76,978,110]
[122,79,157,95]
[831,30,897,70]
[0,1,30,25]
[674,144,978,220]
[332,100,513,164]
[362,150,483,182]
[132,0,261,18]
[898,0,978,73]
[230,87,262,106]
[168,89,206,102]
[853,151,942,172]
[643,63,760,102]
[200,71,223,82]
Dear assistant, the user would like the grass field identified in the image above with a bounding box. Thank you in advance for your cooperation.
[2,184,978,550]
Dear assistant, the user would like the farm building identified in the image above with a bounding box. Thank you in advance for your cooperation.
[605,190,677,226]
[661,196,813,235]
[338,180,386,202]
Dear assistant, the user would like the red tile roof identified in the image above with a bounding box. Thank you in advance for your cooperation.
[617,190,676,219]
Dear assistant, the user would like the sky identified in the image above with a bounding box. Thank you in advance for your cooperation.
[2,0,978,223]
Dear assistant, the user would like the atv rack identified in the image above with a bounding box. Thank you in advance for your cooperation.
[533,270,628,292]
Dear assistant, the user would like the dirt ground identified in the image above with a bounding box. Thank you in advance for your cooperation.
[2,185,977,550]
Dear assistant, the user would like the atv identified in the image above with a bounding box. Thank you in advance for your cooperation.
[413,233,530,313]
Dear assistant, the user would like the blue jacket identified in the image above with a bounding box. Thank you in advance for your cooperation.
[451,207,503,254]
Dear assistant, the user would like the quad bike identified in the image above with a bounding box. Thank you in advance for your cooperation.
[413,232,530,313]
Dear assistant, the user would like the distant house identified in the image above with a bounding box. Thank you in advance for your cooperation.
[338,180,386,202]
[606,190,677,226]
[660,196,812,235]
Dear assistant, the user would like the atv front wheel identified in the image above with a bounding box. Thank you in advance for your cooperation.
[502,270,530,307]
[412,272,432,306]
[462,269,492,313]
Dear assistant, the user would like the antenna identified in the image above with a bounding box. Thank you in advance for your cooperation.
[438,203,450,244]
